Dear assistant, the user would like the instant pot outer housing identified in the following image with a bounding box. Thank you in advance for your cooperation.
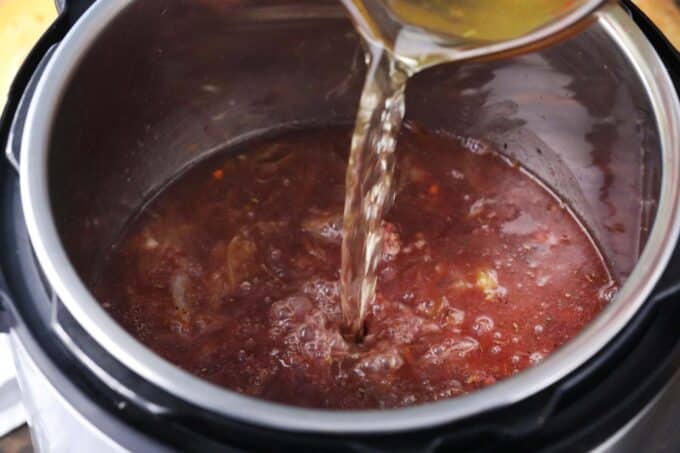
[2,0,680,451]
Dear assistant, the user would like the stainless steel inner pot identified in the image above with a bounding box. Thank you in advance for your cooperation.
[18,0,680,433]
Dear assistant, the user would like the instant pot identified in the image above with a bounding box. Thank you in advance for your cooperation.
[2,0,680,451]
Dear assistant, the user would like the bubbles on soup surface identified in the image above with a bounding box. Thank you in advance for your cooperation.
[94,126,615,409]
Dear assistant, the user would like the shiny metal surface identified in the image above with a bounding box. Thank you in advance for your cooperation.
[18,0,680,433]
[596,370,680,453]
[10,333,136,453]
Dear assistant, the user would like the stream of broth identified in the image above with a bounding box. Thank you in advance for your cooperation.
[340,0,596,339]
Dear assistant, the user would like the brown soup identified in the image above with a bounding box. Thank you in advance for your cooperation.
[93,125,615,409]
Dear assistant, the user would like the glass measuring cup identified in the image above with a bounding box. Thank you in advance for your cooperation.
[342,0,608,70]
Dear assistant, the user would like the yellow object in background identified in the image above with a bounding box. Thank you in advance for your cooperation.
[633,0,680,51]
[0,0,56,106]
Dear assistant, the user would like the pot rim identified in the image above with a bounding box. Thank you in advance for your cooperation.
[18,1,680,434]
